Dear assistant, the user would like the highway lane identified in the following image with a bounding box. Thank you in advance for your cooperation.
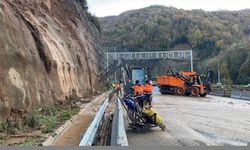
[126,87,250,146]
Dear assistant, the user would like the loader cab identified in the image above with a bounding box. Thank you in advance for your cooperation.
[189,74,207,96]
[180,72,203,84]
[190,74,203,85]
[180,72,207,96]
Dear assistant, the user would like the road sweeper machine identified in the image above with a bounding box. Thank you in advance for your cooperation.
[119,65,166,131]
[122,94,166,131]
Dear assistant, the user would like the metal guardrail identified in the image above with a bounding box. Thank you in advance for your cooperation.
[79,98,109,146]
[111,98,128,146]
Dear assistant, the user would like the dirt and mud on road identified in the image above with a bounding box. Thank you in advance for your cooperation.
[126,87,250,146]
[51,92,112,146]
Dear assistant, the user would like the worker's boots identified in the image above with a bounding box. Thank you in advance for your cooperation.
[159,123,166,131]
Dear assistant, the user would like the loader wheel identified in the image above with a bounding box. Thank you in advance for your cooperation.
[175,87,184,95]
[190,87,199,96]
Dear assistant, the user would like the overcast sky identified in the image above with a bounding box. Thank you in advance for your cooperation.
[88,0,250,17]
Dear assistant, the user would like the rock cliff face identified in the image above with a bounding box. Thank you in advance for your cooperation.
[0,0,100,120]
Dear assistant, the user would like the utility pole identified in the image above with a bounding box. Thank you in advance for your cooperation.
[106,51,109,69]
[218,58,221,84]
[106,50,109,82]
[190,50,193,72]
[114,46,117,82]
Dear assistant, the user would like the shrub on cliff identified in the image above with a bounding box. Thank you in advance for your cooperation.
[88,14,101,32]
[78,0,88,11]
[77,0,101,32]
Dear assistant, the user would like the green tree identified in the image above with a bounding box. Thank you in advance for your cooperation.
[190,29,202,45]
[216,40,224,49]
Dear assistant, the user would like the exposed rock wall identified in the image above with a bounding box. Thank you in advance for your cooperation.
[0,0,100,120]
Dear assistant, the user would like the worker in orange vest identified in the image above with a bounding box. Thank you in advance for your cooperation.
[144,80,153,106]
[133,80,145,108]
[114,82,121,96]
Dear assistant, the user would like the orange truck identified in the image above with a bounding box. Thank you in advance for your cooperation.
[157,67,207,97]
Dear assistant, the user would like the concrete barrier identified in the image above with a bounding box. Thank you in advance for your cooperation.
[211,89,250,101]
[231,90,250,101]
[210,90,231,97]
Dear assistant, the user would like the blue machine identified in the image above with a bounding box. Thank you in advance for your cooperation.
[124,98,137,111]
[131,68,146,85]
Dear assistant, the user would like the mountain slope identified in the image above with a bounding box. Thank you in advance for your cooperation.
[0,0,101,120]
[100,5,250,84]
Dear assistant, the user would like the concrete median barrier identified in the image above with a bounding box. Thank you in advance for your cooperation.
[231,90,250,101]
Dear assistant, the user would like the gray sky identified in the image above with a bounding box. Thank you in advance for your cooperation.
[88,0,250,17]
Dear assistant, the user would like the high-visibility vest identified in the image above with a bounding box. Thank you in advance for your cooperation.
[133,85,144,95]
[144,83,153,93]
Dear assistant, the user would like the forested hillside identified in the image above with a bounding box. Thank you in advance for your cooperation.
[100,6,250,84]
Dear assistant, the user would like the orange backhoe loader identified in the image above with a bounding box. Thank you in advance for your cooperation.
[157,67,209,97]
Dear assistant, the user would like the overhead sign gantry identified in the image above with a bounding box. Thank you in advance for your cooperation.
[106,50,193,72]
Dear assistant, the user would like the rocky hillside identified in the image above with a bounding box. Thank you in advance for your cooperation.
[0,0,101,120]
[100,6,250,84]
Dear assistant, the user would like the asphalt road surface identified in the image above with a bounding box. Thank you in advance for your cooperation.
[126,87,250,146]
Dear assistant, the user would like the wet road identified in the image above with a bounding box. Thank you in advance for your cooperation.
[126,87,250,146]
